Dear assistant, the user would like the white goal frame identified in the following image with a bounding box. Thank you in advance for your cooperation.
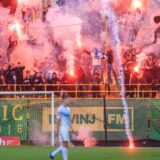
[0,91,55,146]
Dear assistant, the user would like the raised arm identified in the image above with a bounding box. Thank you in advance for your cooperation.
[83,49,91,55]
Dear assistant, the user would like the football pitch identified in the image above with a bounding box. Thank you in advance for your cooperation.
[0,146,160,160]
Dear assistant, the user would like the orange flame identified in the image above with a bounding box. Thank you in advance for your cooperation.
[132,0,143,9]
[9,22,27,40]
[10,22,21,35]
[18,0,22,4]
[76,34,82,48]
[129,143,134,149]
[77,39,82,48]
[134,65,139,72]
[70,70,74,77]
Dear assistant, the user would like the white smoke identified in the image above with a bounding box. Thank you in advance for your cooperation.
[1,0,152,81]
[2,0,106,72]
[30,120,49,145]
[18,0,40,8]
[100,0,134,147]
[0,6,10,63]
[77,126,97,147]
[46,7,83,74]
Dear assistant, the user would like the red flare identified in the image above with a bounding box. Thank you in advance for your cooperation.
[132,0,143,10]
[77,39,82,48]
[134,66,139,72]
[18,0,22,4]
[70,70,74,77]
[129,143,134,149]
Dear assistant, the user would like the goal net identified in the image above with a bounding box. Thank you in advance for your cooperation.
[0,91,56,146]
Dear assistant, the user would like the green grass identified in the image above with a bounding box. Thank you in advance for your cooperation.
[0,146,160,160]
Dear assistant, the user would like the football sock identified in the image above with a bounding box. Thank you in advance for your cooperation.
[51,146,62,157]
[62,146,68,160]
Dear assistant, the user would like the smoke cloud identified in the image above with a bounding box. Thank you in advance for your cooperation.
[100,0,134,147]
[18,0,40,8]
[29,120,49,145]
[0,0,158,79]
[77,126,97,147]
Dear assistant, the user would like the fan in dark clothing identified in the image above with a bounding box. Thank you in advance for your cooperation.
[76,66,86,97]
[33,72,44,91]
[14,62,25,91]
[23,71,32,91]
[46,72,59,92]
[92,73,101,98]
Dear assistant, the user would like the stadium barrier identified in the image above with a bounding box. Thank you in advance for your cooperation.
[0,83,159,99]
[0,98,160,142]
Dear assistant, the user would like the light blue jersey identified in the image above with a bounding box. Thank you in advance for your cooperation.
[57,105,70,131]
[57,105,71,142]
[50,104,70,160]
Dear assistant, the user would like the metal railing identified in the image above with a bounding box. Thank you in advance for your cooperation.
[0,83,159,99]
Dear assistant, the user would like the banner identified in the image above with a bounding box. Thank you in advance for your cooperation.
[149,100,160,140]
[106,104,148,140]
[0,99,151,141]
[0,136,20,146]
[0,100,27,140]
[42,107,104,132]
[42,106,105,140]
[42,100,148,140]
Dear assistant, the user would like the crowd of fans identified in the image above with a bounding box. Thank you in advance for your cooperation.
[122,49,160,98]
[0,47,160,98]
[0,0,159,98]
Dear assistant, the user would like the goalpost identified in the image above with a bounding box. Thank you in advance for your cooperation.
[0,91,55,146]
